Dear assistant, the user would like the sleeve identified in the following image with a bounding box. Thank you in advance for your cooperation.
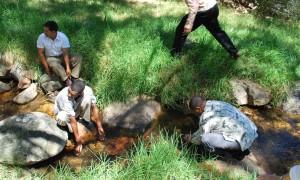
[184,0,199,30]
[191,116,206,145]
[191,128,204,145]
[86,86,97,104]
[59,96,75,117]
[290,165,300,180]
[61,34,70,48]
[37,34,44,48]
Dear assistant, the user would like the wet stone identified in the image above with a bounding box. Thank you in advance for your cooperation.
[0,81,11,94]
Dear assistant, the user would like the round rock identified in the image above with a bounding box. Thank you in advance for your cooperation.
[0,112,68,165]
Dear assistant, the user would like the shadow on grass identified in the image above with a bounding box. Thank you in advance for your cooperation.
[1,0,299,106]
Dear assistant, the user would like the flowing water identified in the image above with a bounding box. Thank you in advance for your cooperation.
[0,88,299,175]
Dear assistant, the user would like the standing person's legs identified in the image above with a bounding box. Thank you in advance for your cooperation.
[172,14,189,55]
[69,54,82,79]
[47,57,68,81]
[203,5,239,58]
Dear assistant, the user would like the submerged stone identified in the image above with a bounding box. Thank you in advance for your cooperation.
[0,112,68,165]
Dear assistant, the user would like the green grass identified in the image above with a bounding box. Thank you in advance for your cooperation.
[49,132,256,179]
[1,0,299,108]
[0,132,256,179]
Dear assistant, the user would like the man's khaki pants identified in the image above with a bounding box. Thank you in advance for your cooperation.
[47,54,82,81]
[56,97,92,133]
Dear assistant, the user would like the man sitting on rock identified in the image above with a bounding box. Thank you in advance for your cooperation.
[54,80,105,155]
[37,21,82,86]
[184,96,258,160]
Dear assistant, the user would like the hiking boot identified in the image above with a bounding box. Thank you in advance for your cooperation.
[231,51,241,60]
[170,49,182,57]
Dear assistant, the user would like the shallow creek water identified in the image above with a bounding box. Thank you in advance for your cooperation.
[0,89,299,175]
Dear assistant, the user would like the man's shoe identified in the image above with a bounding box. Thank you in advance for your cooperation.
[231,51,241,60]
[65,78,72,87]
[170,49,182,57]
[71,77,78,82]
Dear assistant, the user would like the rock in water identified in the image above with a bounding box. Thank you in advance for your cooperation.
[102,96,162,137]
[0,81,11,94]
[0,112,68,165]
[13,83,38,104]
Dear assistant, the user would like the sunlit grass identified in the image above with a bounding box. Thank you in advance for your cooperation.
[0,0,299,108]
[51,132,255,180]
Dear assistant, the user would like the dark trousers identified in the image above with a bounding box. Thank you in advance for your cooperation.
[172,4,238,56]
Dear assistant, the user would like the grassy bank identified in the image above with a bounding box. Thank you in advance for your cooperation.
[0,132,256,179]
[1,0,299,108]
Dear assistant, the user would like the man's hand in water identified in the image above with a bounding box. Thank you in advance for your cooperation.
[98,127,106,141]
[75,143,83,156]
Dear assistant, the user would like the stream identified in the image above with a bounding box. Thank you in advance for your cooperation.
[0,88,299,175]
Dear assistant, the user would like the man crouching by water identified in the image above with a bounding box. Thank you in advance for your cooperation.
[54,80,105,156]
[184,96,258,160]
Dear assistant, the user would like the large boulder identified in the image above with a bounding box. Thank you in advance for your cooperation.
[282,81,300,114]
[102,96,162,137]
[0,81,11,94]
[13,83,38,104]
[230,79,272,106]
[0,112,68,165]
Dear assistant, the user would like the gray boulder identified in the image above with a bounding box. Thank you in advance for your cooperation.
[0,81,11,94]
[13,83,38,104]
[0,112,68,165]
[102,96,162,136]
[282,81,300,114]
[230,79,272,106]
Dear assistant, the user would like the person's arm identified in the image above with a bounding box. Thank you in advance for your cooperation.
[62,48,71,77]
[37,48,51,76]
[70,115,82,156]
[184,0,198,34]
[91,103,105,141]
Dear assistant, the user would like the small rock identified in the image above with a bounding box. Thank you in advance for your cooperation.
[10,62,26,81]
[0,81,11,94]
[13,83,38,104]
[17,77,31,90]
[282,81,300,114]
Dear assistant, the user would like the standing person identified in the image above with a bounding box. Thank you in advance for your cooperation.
[37,21,82,86]
[184,96,258,160]
[171,0,240,59]
[54,80,105,156]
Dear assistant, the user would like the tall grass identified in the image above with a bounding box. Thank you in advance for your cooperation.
[50,132,255,179]
[0,0,299,108]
